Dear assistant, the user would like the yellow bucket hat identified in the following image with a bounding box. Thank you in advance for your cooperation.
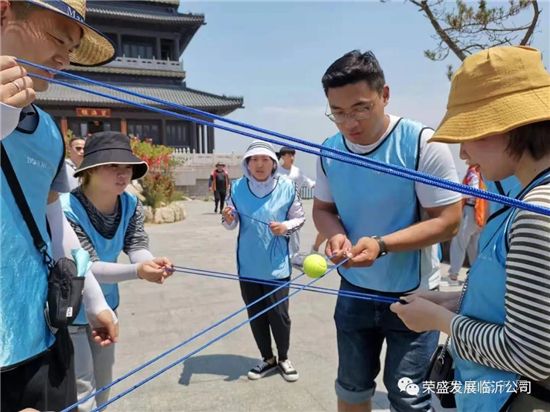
[26,0,115,67]
[430,46,550,143]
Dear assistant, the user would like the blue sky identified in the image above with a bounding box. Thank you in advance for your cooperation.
[180,1,550,178]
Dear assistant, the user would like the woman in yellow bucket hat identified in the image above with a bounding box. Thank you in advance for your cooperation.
[391,45,550,411]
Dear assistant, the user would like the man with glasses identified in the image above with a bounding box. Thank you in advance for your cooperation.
[66,136,86,189]
[313,50,462,411]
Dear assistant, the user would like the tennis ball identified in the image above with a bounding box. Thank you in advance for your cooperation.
[303,254,328,278]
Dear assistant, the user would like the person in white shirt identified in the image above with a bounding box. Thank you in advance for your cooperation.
[277,147,318,266]
[65,136,85,190]
[313,50,462,412]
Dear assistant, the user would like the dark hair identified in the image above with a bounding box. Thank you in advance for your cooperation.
[279,147,296,156]
[69,136,85,146]
[506,121,550,161]
[322,50,385,95]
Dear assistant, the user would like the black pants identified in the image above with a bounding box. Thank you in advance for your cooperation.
[214,190,226,212]
[1,328,77,412]
[239,277,291,361]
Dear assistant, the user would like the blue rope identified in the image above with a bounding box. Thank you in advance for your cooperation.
[61,272,305,412]
[18,60,550,217]
[92,260,348,411]
[235,210,269,226]
[173,265,399,304]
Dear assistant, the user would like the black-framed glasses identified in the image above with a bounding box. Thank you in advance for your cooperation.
[325,101,374,124]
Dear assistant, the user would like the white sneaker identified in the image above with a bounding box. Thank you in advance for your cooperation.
[448,273,460,286]
[278,359,299,382]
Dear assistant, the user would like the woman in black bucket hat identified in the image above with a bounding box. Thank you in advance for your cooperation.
[61,131,174,410]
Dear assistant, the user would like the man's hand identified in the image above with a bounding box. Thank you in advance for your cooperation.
[269,222,287,236]
[137,260,168,284]
[347,236,380,267]
[89,309,118,347]
[222,206,235,224]
[325,234,352,264]
[0,56,35,108]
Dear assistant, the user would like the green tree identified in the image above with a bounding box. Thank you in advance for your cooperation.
[409,0,541,78]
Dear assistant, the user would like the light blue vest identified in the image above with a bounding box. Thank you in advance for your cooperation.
[321,118,424,292]
[61,191,137,325]
[479,177,521,251]
[485,177,522,215]
[0,107,64,368]
[232,176,294,280]
[453,171,550,411]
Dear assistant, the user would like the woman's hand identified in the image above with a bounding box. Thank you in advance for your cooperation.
[390,294,456,335]
[137,260,166,284]
[222,206,235,224]
[269,222,288,236]
[412,290,462,312]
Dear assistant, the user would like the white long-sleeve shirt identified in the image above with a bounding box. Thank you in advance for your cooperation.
[222,175,305,234]
[277,164,315,190]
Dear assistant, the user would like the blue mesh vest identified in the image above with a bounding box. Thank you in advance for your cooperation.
[61,191,137,325]
[1,107,64,368]
[321,118,424,292]
[231,176,295,280]
[453,170,550,411]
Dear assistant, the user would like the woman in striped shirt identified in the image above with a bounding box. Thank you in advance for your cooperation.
[61,131,174,411]
[391,46,550,411]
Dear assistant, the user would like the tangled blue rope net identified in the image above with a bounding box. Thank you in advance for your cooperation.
[89,260,348,411]
[173,265,400,304]
[18,58,550,217]
[61,271,306,412]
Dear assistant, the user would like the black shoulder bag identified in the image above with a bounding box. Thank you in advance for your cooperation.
[1,143,85,329]
[426,279,470,408]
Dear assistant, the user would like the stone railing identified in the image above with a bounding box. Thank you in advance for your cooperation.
[107,56,183,72]
[171,148,242,167]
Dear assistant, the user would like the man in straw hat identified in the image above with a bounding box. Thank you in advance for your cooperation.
[392,46,550,411]
[1,1,118,411]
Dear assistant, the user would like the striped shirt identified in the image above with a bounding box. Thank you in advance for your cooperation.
[451,183,550,381]
[68,187,149,262]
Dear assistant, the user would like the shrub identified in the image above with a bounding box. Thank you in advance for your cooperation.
[130,137,182,209]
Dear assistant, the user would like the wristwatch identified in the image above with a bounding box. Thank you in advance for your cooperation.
[372,236,388,258]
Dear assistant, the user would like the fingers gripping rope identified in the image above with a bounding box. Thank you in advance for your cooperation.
[90,260,349,411]
[16,59,550,217]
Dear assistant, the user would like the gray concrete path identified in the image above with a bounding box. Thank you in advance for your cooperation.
[109,199,464,412]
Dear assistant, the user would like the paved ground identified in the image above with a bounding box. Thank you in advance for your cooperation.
[108,199,465,412]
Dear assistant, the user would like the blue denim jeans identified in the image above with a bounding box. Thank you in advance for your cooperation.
[334,278,439,411]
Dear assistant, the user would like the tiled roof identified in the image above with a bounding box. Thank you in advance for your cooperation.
[145,0,180,4]
[87,5,204,24]
[36,82,243,115]
[69,65,185,78]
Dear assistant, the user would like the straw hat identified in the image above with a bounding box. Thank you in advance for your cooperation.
[430,46,550,143]
[26,0,115,66]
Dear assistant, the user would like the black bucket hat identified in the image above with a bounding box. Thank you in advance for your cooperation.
[74,131,148,180]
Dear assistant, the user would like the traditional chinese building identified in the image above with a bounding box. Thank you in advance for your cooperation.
[36,0,243,153]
